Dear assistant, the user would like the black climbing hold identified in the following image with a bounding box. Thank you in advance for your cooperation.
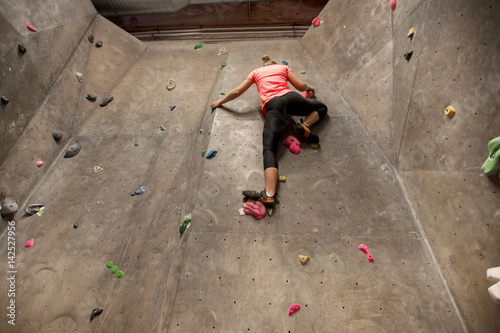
[86,94,97,101]
[18,44,26,53]
[73,223,79,229]
[25,204,44,216]
[88,35,94,43]
[100,96,113,107]
[1,96,8,105]
[95,41,103,48]
[1,198,18,218]
[404,50,413,61]
[64,141,82,158]
[52,131,63,141]
[89,308,103,322]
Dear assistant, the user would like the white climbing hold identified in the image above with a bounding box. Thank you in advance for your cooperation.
[76,72,83,83]
[94,166,103,174]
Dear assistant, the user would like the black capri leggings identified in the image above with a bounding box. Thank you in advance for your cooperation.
[262,91,327,170]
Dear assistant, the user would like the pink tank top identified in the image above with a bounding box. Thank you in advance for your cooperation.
[246,65,293,115]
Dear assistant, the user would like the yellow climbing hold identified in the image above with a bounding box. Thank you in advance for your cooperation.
[311,143,318,149]
[298,255,310,265]
[279,176,286,182]
[407,27,415,38]
[444,105,456,118]
[300,71,306,74]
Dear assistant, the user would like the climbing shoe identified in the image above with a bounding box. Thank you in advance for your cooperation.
[296,122,319,144]
[242,190,277,209]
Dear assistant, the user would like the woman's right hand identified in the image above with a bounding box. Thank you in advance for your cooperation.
[306,85,315,95]
[211,99,222,109]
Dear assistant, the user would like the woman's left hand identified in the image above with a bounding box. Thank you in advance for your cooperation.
[211,99,222,109]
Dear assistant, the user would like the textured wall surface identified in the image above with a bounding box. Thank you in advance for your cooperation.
[303,0,500,332]
[0,0,499,332]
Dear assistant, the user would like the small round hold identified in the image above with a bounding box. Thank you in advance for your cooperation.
[1,198,18,218]
[95,41,103,48]
[18,44,26,53]
[52,131,63,141]
[1,96,9,105]
[116,271,124,278]
[73,223,79,229]
[88,35,94,43]
[64,141,82,158]
[86,94,97,101]
[111,266,118,274]
[106,261,113,268]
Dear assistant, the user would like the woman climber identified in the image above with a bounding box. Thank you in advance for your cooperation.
[210,55,328,210]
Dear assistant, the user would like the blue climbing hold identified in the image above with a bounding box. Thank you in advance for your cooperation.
[211,108,216,114]
[206,150,217,159]
[131,186,146,196]
[282,61,288,65]
[134,142,139,146]
[170,104,176,111]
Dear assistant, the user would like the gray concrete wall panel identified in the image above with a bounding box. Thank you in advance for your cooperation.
[302,0,391,89]
[401,171,500,332]
[398,0,500,172]
[339,41,396,164]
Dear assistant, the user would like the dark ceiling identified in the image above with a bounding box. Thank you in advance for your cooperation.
[104,0,328,32]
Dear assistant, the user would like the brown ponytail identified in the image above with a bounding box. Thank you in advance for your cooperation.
[262,55,277,66]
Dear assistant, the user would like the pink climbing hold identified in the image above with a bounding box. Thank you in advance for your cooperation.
[26,22,37,32]
[312,17,321,27]
[390,0,397,11]
[242,200,267,220]
[25,238,34,247]
[289,303,301,316]
[302,90,314,99]
[283,135,301,155]
[36,161,44,167]
[358,244,374,262]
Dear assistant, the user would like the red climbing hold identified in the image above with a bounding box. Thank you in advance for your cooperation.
[289,303,301,316]
[26,238,34,247]
[26,22,37,32]
[390,0,397,11]
[358,244,374,262]
[283,135,301,155]
[312,17,321,27]
[302,90,314,99]
[242,200,267,220]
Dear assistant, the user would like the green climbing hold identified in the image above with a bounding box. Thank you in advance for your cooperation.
[202,149,207,157]
[179,213,192,235]
[111,266,118,274]
[194,44,203,50]
[221,61,227,69]
[160,125,165,131]
[208,130,211,135]
[106,261,113,268]
[481,136,500,175]
[221,92,225,95]
[116,271,124,278]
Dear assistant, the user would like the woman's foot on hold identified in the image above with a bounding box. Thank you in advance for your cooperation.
[242,189,277,209]
[296,122,319,144]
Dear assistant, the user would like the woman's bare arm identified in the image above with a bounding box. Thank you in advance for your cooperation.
[211,79,253,108]
[287,71,315,95]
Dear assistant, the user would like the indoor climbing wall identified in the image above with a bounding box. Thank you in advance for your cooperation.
[303,0,500,332]
[0,0,499,332]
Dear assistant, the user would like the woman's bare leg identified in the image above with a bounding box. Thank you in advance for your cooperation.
[264,167,279,196]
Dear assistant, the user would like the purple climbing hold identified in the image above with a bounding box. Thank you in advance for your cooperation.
[1,96,9,105]
[90,308,103,322]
